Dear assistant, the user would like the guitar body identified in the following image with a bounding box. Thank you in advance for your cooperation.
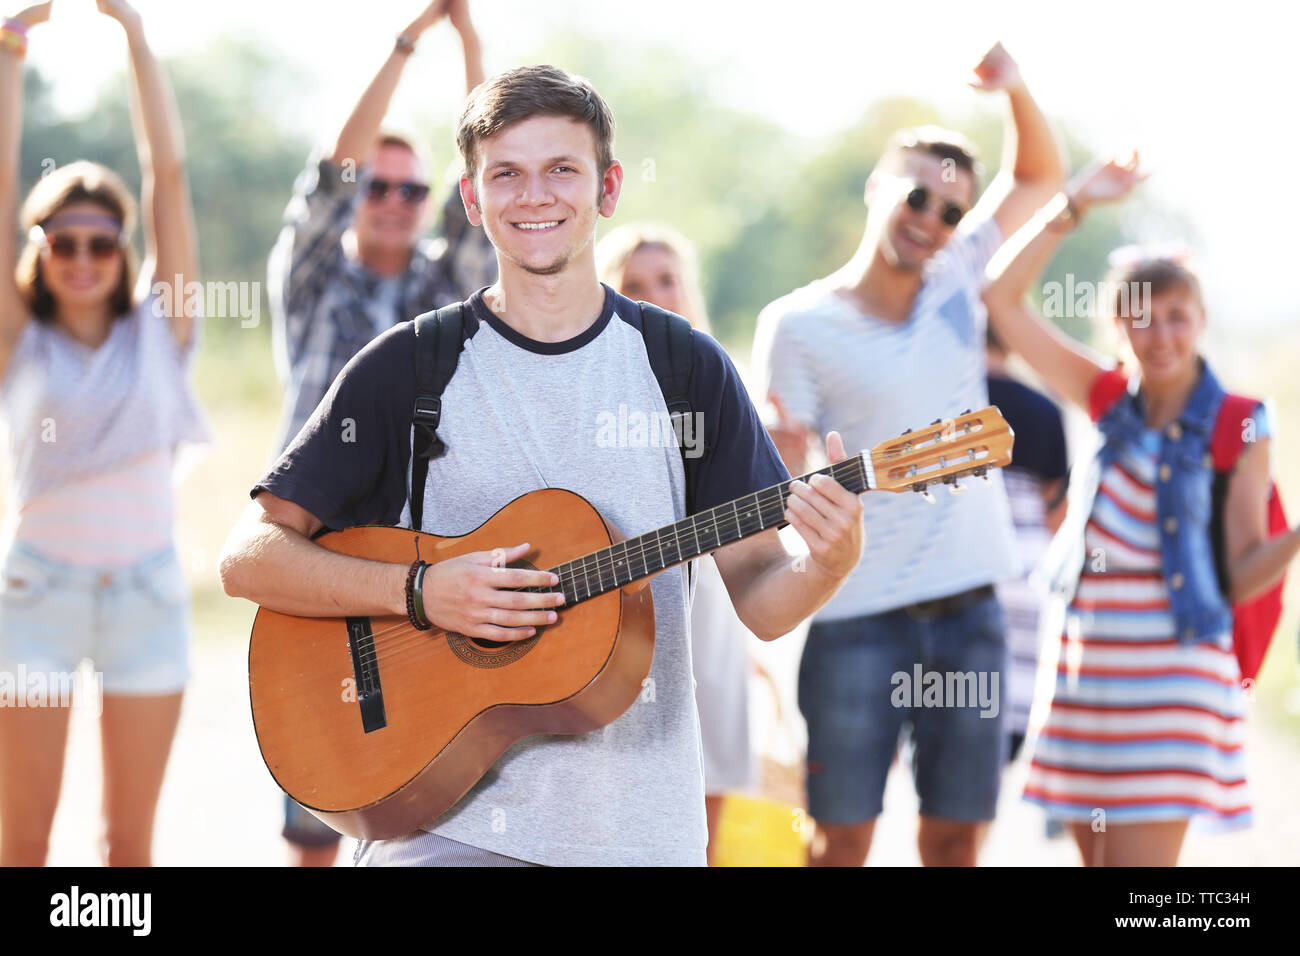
[248,488,656,841]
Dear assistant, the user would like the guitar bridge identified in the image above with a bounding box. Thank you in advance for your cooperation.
[347,617,387,733]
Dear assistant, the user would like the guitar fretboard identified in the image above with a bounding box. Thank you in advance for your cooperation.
[534,454,875,606]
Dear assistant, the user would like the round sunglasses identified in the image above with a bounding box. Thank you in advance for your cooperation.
[365,179,431,204]
[42,232,124,261]
[904,185,967,228]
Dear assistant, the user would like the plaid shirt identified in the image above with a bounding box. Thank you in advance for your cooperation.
[267,155,497,454]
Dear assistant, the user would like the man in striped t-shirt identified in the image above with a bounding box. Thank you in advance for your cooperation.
[752,42,1066,867]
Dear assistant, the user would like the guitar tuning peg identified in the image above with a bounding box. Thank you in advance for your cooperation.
[948,482,967,496]
[921,489,936,504]
[961,408,972,415]
[930,418,943,426]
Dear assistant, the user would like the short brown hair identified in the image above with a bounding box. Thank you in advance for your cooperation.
[15,161,138,323]
[455,65,615,185]
[879,125,982,183]
[1104,255,1204,323]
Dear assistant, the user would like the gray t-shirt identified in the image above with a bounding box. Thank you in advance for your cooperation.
[254,284,789,865]
[751,214,1019,619]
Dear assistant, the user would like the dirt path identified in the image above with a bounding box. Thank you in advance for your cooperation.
[42,624,1300,867]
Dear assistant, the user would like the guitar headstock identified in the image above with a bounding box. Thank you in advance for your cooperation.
[868,406,1014,498]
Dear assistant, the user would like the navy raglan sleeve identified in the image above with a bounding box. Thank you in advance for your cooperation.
[252,323,416,531]
[688,332,791,514]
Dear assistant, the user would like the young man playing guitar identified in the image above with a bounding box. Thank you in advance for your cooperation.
[220,65,867,867]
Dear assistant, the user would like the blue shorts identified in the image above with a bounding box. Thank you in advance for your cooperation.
[799,592,1008,824]
[0,542,190,696]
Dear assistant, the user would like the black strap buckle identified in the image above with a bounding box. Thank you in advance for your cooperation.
[413,396,441,429]
[412,397,444,459]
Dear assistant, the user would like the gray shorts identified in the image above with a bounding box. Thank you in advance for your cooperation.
[353,831,542,867]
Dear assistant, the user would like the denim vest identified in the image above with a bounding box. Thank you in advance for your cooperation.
[1048,359,1234,645]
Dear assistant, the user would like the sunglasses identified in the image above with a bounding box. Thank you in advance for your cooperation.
[903,186,967,228]
[43,232,123,261]
[366,179,431,204]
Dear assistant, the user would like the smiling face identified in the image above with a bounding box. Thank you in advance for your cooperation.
[868,151,975,272]
[1117,286,1206,389]
[36,200,126,313]
[353,142,429,256]
[461,115,622,278]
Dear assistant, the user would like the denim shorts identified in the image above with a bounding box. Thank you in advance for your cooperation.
[0,541,191,696]
[799,592,1008,824]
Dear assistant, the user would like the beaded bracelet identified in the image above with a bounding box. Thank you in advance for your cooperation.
[405,559,432,631]
[0,28,27,58]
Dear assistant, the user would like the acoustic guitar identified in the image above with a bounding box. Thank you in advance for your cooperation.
[249,407,1014,839]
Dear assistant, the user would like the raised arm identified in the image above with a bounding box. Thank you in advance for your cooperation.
[982,155,1146,412]
[328,1,456,167]
[98,0,198,349]
[446,0,484,94]
[0,3,51,374]
[966,42,1067,239]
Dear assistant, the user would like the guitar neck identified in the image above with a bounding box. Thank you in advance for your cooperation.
[538,453,877,606]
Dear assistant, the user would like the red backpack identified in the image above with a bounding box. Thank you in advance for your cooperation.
[1209,394,1288,682]
[1089,372,1287,682]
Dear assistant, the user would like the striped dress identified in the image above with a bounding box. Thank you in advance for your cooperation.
[1023,428,1252,829]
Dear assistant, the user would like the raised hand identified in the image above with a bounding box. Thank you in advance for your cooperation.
[784,431,864,581]
[404,0,451,37]
[1069,151,1147,210]
[969,41,1025,93]
[11,1,53,28]
[95,0,141,29]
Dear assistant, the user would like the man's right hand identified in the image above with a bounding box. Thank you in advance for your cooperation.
[766,392,813,476]
[421,541,568,642]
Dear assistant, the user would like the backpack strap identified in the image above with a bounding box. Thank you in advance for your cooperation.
[410,303,469,531]
[638,301,701,515]
[1087,366,1130,423]
[1208,393,1263,596]
[1211,393,1260,473]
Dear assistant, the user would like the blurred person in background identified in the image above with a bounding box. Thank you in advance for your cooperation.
[268,0,494,456]
[983,155,1300,865]
[753,41,1065,867]
[0,0,209,866]
[267,0,497,867]
[985,325,1069,763]
[598,222,757,865]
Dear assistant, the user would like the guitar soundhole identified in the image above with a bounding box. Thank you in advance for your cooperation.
[445,560,543,669]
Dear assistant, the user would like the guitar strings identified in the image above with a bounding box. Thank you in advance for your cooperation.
[352,473,844,670]
[349,455,884,669]
[353,449,986,670]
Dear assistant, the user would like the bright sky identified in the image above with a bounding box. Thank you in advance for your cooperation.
[26,0,1298,329]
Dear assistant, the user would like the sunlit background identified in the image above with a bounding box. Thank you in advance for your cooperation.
[10,0,1300,865]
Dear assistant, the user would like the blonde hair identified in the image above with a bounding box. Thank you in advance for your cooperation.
[15,161,139,322]
[596,223,710,333]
